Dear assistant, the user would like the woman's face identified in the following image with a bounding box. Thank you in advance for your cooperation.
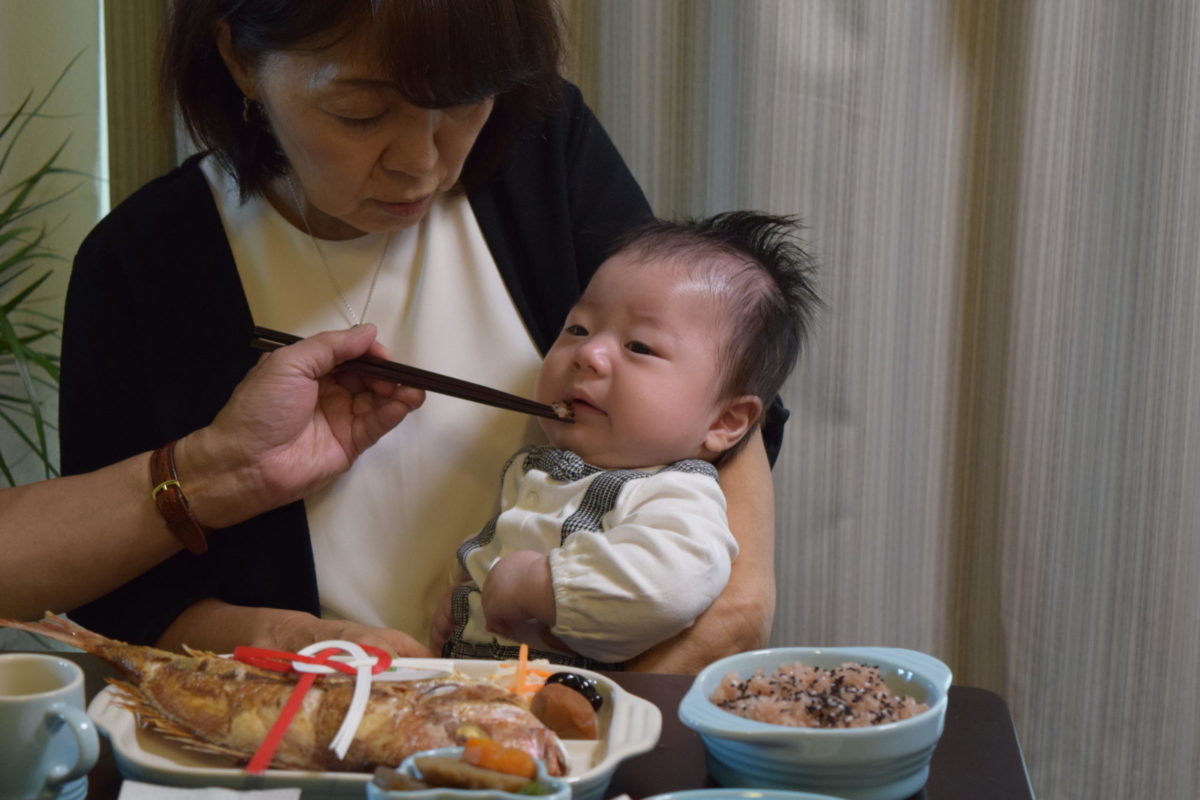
[227,28,494,240]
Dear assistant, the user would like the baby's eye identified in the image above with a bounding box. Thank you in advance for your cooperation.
[626,341,656,356]
[565,324,589,336]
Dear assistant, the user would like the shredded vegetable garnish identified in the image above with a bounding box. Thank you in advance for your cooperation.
[516,644,529,694]
[491,645,554,697]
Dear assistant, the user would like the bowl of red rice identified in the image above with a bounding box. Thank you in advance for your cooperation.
[678,647,952,800]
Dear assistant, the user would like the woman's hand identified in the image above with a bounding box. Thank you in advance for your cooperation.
[275,612,435,658]
[177,325,424,529]
[157,599,434,657]
[431,586,456,654]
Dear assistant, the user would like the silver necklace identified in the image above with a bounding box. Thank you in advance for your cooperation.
[284,174,390,327]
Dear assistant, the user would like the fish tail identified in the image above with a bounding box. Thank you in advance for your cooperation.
[0,613,161,679]
[0,612,97,649]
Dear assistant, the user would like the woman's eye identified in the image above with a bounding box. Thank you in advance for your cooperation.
[323,103,388,127]
[626,341,656,356]
[565,324,588,336]
[335,113,385,128]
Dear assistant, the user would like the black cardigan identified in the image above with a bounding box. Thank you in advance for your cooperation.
[59,84,785,644]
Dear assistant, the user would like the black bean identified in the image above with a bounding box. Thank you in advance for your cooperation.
[545,671,604,711]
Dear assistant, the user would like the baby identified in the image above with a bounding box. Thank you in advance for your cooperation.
[432,211,820,668]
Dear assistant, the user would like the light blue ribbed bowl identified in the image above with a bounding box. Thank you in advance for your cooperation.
[366,746,571,800]
[645,790,842,800]
[678,647,952,800]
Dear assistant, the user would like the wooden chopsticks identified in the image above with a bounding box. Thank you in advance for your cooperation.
[250,326,572,423]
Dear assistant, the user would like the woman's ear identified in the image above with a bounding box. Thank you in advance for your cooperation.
[215,19,258,99]
[702,394,763,457]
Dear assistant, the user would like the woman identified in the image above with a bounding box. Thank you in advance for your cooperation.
[60,0,781,672]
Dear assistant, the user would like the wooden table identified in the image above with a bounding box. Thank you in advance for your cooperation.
[66,654,1032,800]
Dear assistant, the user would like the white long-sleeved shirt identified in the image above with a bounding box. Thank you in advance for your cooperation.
[445,446,738,666]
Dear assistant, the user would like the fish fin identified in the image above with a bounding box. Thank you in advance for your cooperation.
[182,644,224,658]
[107,678,251,763]
[182,644,201,656]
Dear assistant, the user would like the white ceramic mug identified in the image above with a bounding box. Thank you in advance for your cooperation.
[0,653,99,800]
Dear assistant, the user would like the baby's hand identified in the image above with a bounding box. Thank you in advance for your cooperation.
[482,550,556,637]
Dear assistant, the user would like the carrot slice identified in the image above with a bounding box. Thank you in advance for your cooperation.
[462,737,537,779]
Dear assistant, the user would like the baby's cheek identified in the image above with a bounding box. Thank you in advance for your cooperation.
[532,355,564,404]
[624,384,672,425]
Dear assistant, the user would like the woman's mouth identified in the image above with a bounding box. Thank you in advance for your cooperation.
[377,195,432,218]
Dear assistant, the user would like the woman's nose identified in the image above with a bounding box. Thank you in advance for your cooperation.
[381,109,439,176]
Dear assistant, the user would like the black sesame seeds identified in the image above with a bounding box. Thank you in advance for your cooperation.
[709,662,928,728]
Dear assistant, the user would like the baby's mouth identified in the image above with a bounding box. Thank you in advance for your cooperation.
[564,396,604,416]
[551,400,575,420]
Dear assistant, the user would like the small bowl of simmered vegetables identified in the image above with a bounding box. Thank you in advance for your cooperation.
[367,740,571,800]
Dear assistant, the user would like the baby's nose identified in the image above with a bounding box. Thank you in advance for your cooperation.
[574,338,612,374]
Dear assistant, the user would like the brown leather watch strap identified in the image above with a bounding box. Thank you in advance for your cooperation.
[150,440,212,555]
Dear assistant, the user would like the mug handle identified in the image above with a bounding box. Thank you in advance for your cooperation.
[43,702,100,787]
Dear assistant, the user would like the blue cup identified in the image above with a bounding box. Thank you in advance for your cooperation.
[0,654,99,800]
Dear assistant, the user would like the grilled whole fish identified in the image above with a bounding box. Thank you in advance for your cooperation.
[1,615,566,774]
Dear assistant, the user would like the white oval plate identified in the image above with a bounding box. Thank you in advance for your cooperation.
[89,658,660,800]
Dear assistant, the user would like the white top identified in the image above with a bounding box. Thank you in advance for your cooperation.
[455,449,738,664]
[202,157,546,642]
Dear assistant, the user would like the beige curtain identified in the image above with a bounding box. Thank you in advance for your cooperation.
[562,1,1200,798]
[103,0,174,208]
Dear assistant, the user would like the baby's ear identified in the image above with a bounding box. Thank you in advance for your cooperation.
[703,394,763,456]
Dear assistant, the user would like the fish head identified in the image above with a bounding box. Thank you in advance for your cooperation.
[411,683,569,776]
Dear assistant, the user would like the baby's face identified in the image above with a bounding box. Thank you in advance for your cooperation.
[535,252,732,469]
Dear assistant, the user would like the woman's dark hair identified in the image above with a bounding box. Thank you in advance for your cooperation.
[163,0,563,198]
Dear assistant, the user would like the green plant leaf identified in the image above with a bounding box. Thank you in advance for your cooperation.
[0,140,71,221]
[0,92,34,165]
[0,311,49,456]
[0,48,83,173]
[0,406,57,483]
[0,55,80,485]
[0,270,52,312]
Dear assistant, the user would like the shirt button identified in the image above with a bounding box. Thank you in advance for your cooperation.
[524,490,541,507]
